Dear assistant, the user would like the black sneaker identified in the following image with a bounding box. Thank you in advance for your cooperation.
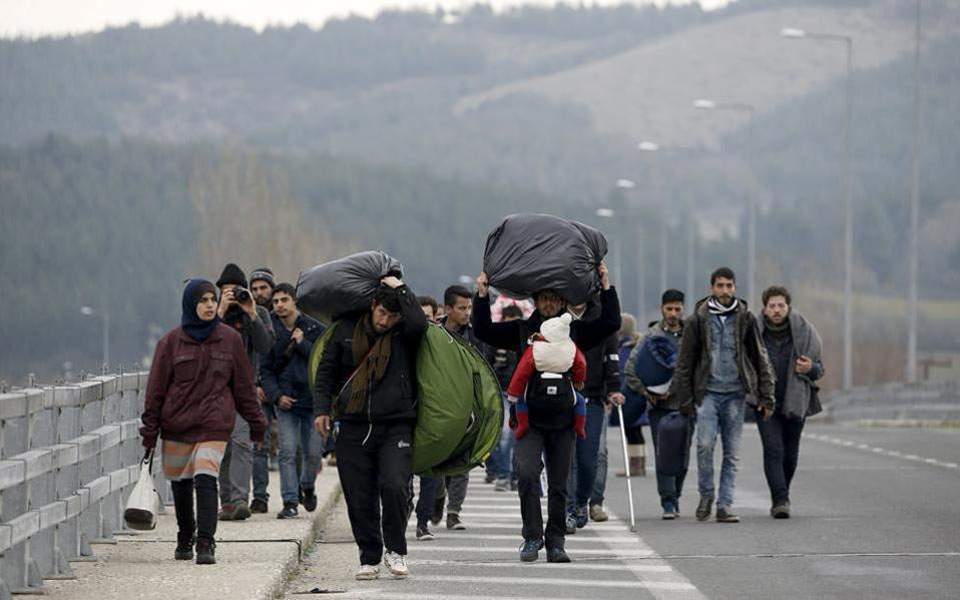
[485,472,497,484]
[446,513,466,530]
[695,496,714,522]
[175,532,194,560]
[301,488,318,512]
[771,503,791,519]
[277,502,299,519]
[233,503,252,521]
[519,538,543,562]
[716,507,740,523]
[416,524,435,541]
[250,498,268,514]
[546,546,571,563]
[195,538,216,565]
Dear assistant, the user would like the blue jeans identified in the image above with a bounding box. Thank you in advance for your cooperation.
[696,392,745,509]
[490,396,516,480]
[566,399,606,510]
[590,419,609,506]
[277,408,323,504]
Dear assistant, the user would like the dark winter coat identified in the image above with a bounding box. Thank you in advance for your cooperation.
[259,313,325,414]
[141,323,268,448]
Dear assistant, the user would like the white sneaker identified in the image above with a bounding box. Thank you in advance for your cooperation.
[355,564,380,580]
[383,551,409,579]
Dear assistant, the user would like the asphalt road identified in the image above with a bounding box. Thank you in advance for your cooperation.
[285,422,960,600]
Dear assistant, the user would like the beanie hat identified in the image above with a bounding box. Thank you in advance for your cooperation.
[249,267,275,288]
[540,313,572,343]
[216,263,247,288]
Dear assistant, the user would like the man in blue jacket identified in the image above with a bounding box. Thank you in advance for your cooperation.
[259,283,325,520]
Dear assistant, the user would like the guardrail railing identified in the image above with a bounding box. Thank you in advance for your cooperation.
[0,372,156,598]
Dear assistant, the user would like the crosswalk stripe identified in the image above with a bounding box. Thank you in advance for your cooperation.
[409,559,673,572]
[411,546,654,557]
[411,533,640,544]
[409,575,696,591]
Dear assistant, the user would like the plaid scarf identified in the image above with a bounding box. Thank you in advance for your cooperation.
[346,315,393,414]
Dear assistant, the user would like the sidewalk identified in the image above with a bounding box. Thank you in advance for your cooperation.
[37,466,341,600]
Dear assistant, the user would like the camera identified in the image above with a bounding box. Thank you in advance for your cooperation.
[233,287,252,304]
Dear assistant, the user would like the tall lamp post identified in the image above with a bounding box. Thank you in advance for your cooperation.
[693,98,758,310]
[80,305,110,371]
[598,196,644,320]
[637,141,670,295]
[781,27,855,389]
[906,1,923,383]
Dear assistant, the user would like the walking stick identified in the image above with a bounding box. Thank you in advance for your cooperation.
[616,404,637,532]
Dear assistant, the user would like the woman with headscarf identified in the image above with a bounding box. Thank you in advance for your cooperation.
[141,279,268,565]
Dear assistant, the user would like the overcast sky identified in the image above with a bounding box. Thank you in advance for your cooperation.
[1,0,732,38]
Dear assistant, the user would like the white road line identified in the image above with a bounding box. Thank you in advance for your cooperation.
[411,533,640,544]
[341,593,639,600]
[411,546,654,557]
[803,433,960,472]
[411,575,696,591]
[409,559,673,572]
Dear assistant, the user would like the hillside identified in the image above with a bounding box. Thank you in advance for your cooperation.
[455,3,960,147]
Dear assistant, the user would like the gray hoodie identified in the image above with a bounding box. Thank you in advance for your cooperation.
[756,309,824,420]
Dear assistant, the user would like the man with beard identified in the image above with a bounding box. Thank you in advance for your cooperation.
[249,266,277,513]
[756,286,823,519]
[313,277,428,580]
[671,268,774,523]
[215,263,275,521]
[626,289,688,519]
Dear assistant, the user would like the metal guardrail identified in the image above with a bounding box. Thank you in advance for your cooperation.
[826,380,960,421]
[0,372,155,598]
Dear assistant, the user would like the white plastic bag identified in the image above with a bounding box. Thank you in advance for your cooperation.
[124,451,160,530]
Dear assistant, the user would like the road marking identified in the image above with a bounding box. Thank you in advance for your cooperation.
[411,545,654,557]
[803,433,960,471]
[409,559,674,572]
[410,575,697,591]
[410,533,641,544]
[339,594,653,600]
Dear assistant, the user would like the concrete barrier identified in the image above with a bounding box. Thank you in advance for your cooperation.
[0,371,156,599]
[826,380,960,422]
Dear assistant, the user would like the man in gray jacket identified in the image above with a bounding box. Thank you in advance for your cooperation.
[625,289,688,519]
[756,286,824,519]
[671,268,775,523]
[216,263,276,520]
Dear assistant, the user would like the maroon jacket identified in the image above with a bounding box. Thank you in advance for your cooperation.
[141,323,267,448]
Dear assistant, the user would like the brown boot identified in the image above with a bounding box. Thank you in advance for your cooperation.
[616,445,644,477]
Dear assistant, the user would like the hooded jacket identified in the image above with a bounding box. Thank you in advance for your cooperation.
[669,296,775,412]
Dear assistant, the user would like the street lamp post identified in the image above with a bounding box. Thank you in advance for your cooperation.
[781,26,855,389]
[80,306,110,370]
[907,1,923,383]
[693,99,758,310]
[638,141,669,295]
[598,202,643,319]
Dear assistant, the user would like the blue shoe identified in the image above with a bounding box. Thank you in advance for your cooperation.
[519,538,544,562]
[662,502,677,520]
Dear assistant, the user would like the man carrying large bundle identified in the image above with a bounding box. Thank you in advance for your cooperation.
[313,276,428,581]
[472,213,622,562]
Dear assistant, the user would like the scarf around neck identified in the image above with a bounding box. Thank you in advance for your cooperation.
[347,315,393,413]
[763,314,791,338]
[707,296,740,316]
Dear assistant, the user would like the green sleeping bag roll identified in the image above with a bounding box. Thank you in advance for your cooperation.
[308,321,502,477]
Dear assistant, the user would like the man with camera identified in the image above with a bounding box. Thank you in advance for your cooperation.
[215,263,276,521]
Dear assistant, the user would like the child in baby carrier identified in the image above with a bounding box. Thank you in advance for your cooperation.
[506,313,587,564]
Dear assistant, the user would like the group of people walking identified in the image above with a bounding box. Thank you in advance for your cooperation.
[140,257,823,579]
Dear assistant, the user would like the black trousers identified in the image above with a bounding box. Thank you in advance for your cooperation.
[170,474,218,542]
[756,411,805,505]
[515,427,575,549]
[336,421,413,565]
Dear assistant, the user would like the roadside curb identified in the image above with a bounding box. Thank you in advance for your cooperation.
[264,469,342,599]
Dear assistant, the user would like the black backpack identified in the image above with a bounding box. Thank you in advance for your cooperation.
[524,370,576,431]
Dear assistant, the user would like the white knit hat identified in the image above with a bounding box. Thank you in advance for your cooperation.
[540,313,572,343]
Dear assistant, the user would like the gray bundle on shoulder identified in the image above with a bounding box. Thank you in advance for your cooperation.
[296,250,403,324]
